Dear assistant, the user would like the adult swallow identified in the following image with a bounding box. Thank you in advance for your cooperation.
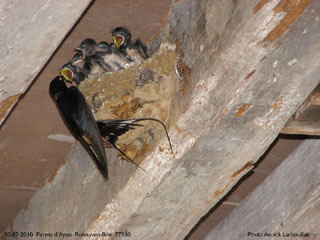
[49,76,108,180]
[112,27,149,66]
[97,118,173,168]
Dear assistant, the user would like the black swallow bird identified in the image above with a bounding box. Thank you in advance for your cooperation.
[97,118,173,168]
[111,27,149,66]
[49,76,108,180]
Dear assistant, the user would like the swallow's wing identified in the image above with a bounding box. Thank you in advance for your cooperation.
[56,86,108,180]
[92,48,131,72]
[131,39,149,59]
[89,54,113,72]
[75,88,109,180]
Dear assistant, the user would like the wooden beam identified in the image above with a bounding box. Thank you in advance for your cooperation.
[0,0,92,126]
[6,0,320,239]
[281,119,320,135]
[204,139,320,239]
[282,85,320,135]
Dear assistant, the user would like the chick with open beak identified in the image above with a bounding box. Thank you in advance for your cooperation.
[111,27,149,66]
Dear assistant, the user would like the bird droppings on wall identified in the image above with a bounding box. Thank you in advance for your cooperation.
[175,39,191,96]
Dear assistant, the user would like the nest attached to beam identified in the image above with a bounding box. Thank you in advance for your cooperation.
[78,44,179,163]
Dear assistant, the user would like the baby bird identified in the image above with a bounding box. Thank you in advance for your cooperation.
[92,42,132,72]
[75,39,131,74]
[111,27,149,66]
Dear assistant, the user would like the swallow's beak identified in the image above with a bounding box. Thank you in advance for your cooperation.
[113,35,125,48]
[60,68,73,82]
[74,48,85,60]
[72,58,82,65]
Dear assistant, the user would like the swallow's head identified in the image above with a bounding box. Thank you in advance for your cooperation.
[75,38,97,57]
[49,76,67,100]
[112,27,131,48]
[60,63,75,83]
[71,51,84,65]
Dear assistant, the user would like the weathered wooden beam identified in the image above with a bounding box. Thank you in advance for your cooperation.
[204,138,320,240]
[281,119,320,135]
[0,0,92,126]
[5,0,320,239]
[282,85,320,135]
